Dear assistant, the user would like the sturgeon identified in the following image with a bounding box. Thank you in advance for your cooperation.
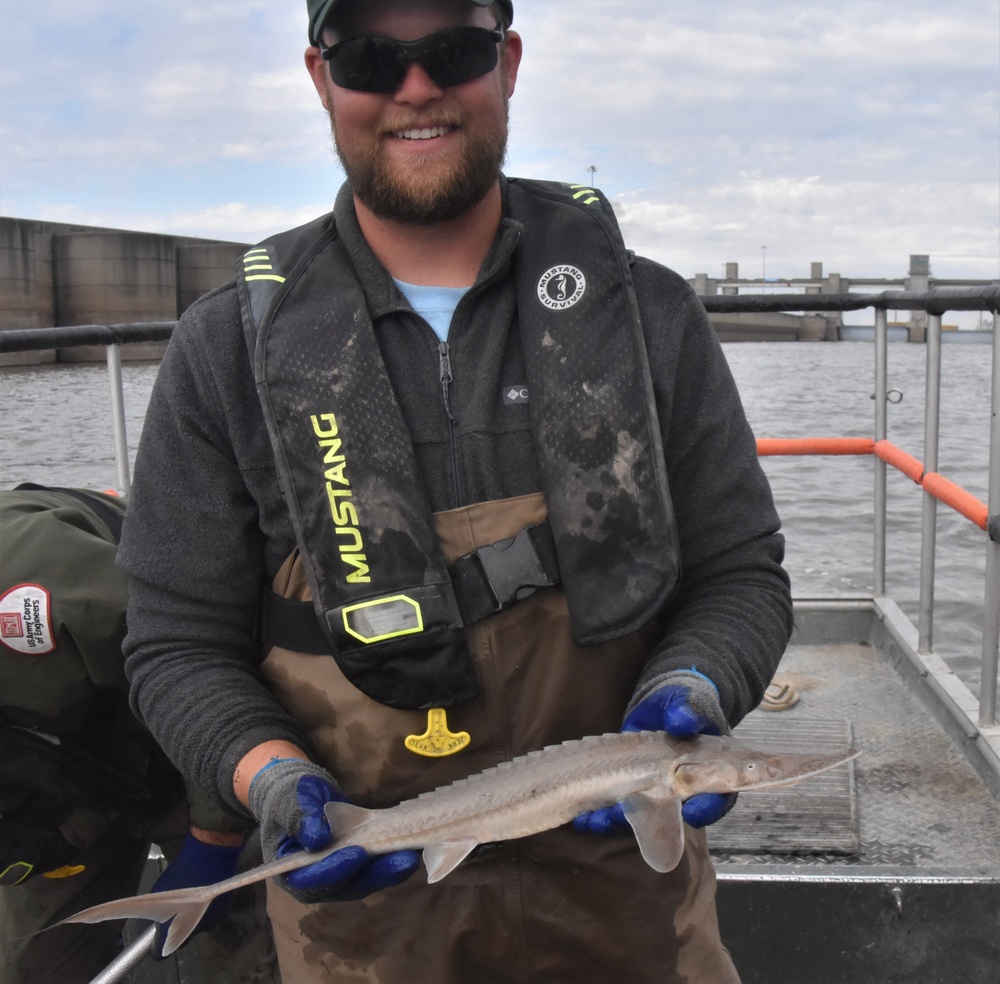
[54,731,856,955]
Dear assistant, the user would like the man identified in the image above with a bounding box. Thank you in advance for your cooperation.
[119,1,793,981]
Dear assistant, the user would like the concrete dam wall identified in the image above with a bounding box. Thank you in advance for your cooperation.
[0,217,247,365]
[3,218,993,363]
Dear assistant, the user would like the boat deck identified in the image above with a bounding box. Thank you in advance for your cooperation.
[713,640,1000,872]
[712,601,1000,984]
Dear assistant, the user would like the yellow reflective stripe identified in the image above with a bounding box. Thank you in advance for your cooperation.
[0,861,34,885]
[567,185,600,204]
[243,248,284,279]
[342,594,423,644]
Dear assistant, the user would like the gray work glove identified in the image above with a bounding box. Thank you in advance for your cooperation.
[248,758,339,865]
[248,757,419,903]
[625,668,732,739]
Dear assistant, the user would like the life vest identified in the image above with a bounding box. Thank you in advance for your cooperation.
[237,179,680,711]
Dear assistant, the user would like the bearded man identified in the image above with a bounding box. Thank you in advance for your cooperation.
[119,2,793,981]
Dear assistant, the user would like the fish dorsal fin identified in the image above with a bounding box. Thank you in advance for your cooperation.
[621,785,685,873]
[324,800,374,840]
[422,838,479,884]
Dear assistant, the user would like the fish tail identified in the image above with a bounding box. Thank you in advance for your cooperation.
[162,897,213,955]
[57,885,216,957]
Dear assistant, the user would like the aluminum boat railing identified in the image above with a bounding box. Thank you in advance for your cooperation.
[0,321,173,496]
[2,286,999,728]
[700,286,1000,730]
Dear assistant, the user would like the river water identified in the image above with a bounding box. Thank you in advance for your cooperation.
[1,341,995,703]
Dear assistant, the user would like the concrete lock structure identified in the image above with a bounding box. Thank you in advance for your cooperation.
[2,217,996,364]
[0,219,39,341]
[0,217,246,366]
[692,257,997,343]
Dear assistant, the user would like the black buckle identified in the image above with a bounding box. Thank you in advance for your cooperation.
[451,525,559,623]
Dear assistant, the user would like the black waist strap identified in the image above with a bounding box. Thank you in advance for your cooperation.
[263,522,561,655]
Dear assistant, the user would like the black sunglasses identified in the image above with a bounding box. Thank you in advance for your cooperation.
[319,25,504,94]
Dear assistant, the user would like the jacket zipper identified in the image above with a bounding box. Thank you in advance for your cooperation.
[438,340,464,505]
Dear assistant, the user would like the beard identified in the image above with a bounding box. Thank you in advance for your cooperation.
[331,100,510,225]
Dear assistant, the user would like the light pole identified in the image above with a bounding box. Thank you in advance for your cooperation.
[587,165,598,186]
[761,245,767,293]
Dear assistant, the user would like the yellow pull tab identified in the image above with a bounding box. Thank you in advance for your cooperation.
[43,864,86,879]
[405,708,470,758]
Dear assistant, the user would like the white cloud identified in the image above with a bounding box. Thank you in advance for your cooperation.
[24,199,332,244]
[160,202,333,240]
[615,172,999,283]
[1,0,997,283]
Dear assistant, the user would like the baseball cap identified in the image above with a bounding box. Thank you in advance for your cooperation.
[308,0,514,44]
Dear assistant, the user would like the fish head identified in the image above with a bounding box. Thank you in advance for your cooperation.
[672,736,858,796]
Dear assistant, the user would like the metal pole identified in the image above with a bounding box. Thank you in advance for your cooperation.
[105,343,132,496]
[918,314,942,653]
[979,311,1000,726]
[88,924,157,984]
[873,308,889,595]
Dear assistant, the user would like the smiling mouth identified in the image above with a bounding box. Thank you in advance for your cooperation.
[393,125,454,141]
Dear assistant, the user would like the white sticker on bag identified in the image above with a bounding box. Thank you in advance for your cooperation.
[0,583,56,655]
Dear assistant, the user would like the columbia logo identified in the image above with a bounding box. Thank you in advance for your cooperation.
[503,385,529,406]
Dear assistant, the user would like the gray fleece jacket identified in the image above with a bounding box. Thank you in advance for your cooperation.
[119,180,793,818]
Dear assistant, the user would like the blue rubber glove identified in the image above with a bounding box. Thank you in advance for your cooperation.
[150,831,244,959]
[248,758,420,904]
[574,669,737,835]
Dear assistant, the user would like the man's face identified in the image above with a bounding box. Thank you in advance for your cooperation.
[306,0,521,224]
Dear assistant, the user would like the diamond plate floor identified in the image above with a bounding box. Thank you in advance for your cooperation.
[710,642,1000,869]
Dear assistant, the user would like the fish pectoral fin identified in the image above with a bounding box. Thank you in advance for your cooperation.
[621,787,685,873]
[422,839,479,884]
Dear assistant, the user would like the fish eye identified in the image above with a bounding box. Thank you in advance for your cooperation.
[746,763,756,771]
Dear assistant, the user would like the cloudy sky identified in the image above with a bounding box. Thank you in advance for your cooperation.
[2,0,998,293]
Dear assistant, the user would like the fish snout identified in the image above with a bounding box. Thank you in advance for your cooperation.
[674,742,858,794]
[751,747,859,788]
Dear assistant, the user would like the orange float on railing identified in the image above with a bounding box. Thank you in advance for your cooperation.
[757,436,991,533]
[873,440,924,484]
[922,472,990,531]
[756,437,875,456]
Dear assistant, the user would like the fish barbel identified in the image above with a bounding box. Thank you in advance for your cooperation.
[54,730,857,955]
